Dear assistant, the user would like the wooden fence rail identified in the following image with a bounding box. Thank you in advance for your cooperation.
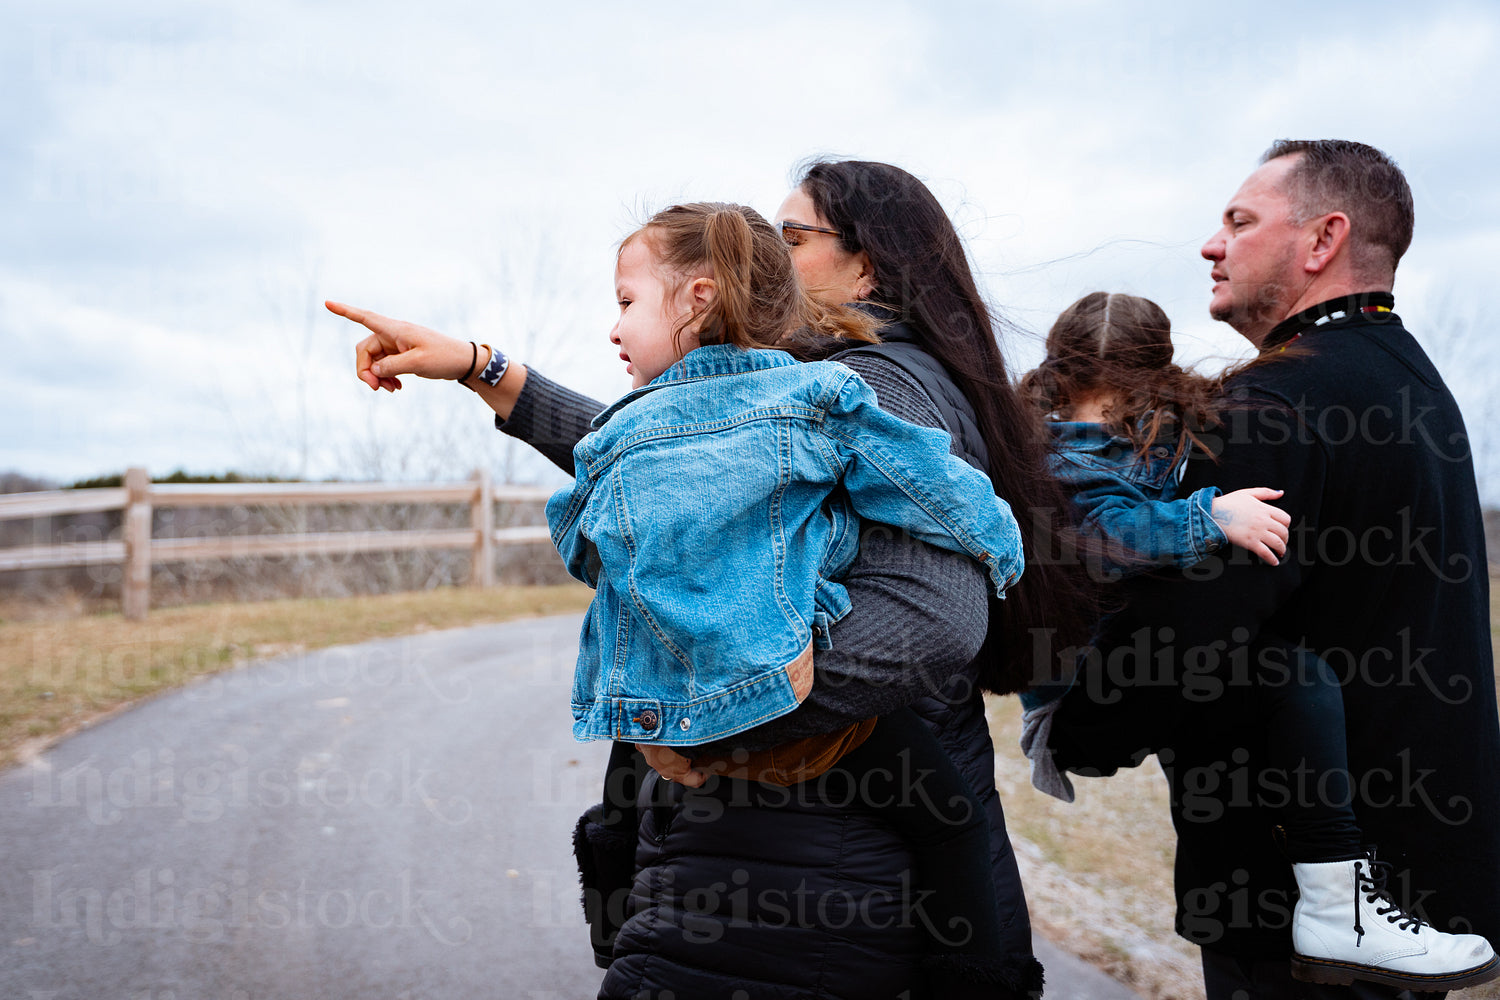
[0,467,556,620]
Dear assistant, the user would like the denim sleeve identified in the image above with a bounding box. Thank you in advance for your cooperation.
[1059,455,1227,578]
[544,474,597,587]
[1185,486,1231,555]
[823,373,1024,597]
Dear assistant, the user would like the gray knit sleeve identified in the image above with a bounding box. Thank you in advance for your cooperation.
[493,368,604,476]
[844,355,950,434]
[687,354,990,754]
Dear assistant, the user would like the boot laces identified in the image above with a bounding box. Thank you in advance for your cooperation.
[1354,858,1426,940]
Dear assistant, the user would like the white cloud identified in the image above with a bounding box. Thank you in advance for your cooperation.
[2,0,1497,500]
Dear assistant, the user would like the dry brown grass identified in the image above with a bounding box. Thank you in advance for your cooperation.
[989,698,1205,999]
[989,574,1500,999]
[0,583,593,771]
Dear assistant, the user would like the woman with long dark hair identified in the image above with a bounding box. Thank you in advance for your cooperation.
[785,160,1094,681]
[332,159,1092,1000]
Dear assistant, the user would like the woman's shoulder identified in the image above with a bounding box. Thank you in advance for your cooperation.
[834,330,994,464]
[834,351,947,432]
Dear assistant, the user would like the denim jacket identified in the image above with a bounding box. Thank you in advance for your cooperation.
[548,344,1024,746]
[1048,420,1226,579]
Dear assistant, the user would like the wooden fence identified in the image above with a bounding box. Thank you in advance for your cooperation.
[0,467,555,620]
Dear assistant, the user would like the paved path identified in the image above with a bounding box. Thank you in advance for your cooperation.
[0,613,1142,999]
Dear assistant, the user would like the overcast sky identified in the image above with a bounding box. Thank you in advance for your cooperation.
[4,0,1498,499]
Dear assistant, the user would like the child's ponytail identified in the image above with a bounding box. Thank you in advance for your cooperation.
[699,206,757,348]
[627,202,879,357]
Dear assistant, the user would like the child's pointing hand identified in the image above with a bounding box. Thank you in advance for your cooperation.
[329,300,473,391]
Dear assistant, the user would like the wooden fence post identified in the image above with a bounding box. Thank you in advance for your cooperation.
[122,467,152,620]
[471,468,495,588]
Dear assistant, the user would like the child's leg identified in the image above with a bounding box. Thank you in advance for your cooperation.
[1258,649,1500,990]
[1252,646,1361,861]
[814,708,1005,979]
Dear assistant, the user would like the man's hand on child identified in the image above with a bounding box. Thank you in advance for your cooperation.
[1211,487,1291,566]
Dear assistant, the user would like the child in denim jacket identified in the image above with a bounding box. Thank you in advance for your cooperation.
[548,202,1027,993]
[1017,292,1290,799]
[1026,292,1291,581]
[1018,292,1497,990]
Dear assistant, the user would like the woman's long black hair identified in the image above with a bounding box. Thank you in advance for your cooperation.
[799,159,1096,692]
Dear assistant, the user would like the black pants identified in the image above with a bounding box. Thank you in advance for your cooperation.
[1202,948,1447,1000]
[1251,648,1362,862]
[1053,640,1363,861]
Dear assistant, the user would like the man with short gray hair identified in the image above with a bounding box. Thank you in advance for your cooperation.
[1053,140,1500,999]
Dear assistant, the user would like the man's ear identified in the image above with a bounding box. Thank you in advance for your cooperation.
[852,252,876,300]
[1303,212,1351,275]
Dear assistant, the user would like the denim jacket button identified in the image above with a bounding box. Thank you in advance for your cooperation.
[679,718,691,731]
[634,709,659,730]
[1153,446,1171,458]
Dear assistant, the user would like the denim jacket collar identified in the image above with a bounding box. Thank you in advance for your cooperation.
[1048,419,1130,453]
[592,345,800,428]
[1047,418,1179,491]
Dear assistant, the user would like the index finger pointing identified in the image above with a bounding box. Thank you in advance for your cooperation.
[326,300,387,331]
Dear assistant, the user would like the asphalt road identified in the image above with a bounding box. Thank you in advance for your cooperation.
[0,612,1141,999]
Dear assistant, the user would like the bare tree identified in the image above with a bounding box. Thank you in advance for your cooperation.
[1412,292,1495,506]
[480,219,591,484]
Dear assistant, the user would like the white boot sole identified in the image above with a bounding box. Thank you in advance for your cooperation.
[1291,951,1500,990]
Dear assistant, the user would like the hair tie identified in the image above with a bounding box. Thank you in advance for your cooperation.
[460,341,479,383]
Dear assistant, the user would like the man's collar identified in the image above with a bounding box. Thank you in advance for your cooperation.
[1262,291,1397,351]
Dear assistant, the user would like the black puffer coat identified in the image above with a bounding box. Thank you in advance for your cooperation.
[601,671,1037,1000]
[502,344,1041,1000]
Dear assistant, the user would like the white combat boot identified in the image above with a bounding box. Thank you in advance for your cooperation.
[1290,851,1500,990]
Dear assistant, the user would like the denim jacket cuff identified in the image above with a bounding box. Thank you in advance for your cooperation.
[1187,486,1228,558]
